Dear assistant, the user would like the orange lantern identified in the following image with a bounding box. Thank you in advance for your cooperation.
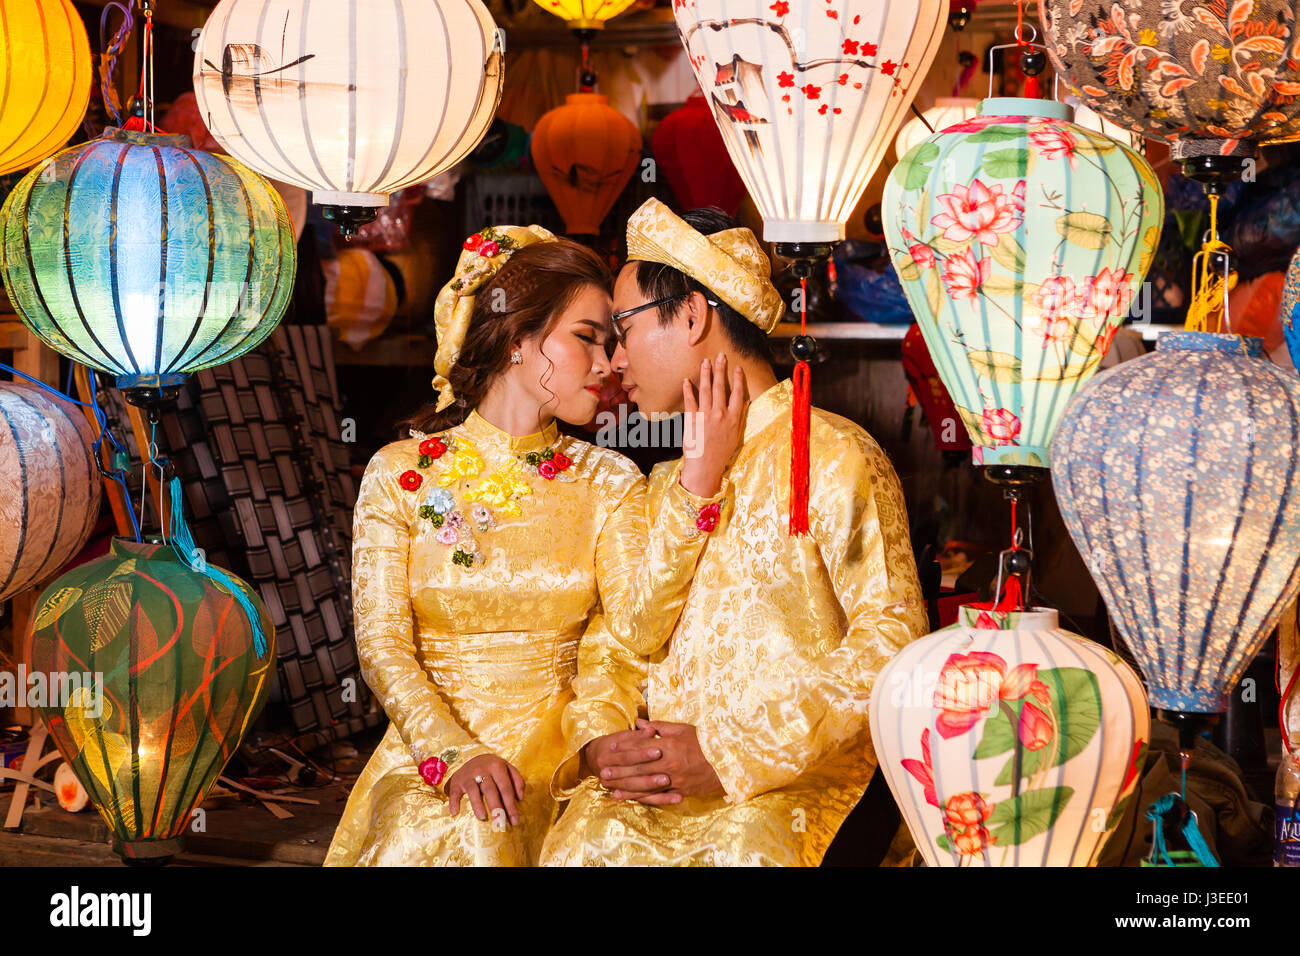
[530,93,640,236]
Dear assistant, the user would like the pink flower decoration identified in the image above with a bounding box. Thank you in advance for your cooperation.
[1018,700,1054,751]
[436,527,460,546]
[931,179,1021,248]
[1082,267,1135,319]
[1029,124,1078,169]
[941,248,991,302]
[933,651,1007,738]
[901,728,939,808]
[1010,180,1027,215]
[909,243,937,269]
[538,460,558,480]
[944,114,1008,133]
[478,240,500,258]
[982,407,1021,446]
[419,756,448,787]
[975,611,1000,629]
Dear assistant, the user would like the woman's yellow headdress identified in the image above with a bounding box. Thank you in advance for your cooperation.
[431,224,556,411]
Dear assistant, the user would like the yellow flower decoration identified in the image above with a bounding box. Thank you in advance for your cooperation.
[437,444,485,487]
[464,460,532,517]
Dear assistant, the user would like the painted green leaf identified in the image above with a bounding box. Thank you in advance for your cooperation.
[982,148,1030,179]
[965,125,1023,143]
[894,256,922,282]
[981,274,1023,297]
[81,579,133,652]
[933,234,970,254]
[967,349,1024,383]
[1056,211,1112,250]
[916,191,931,230]
[992,233,1027,274]
[1138,224,1161,275]
[986,786,1075,847]
[1073,134,1118,155]
[972,703,1018,759]
[955,404,996,446]
[993,667,1103,786]
[936,832,953,853]
[897,141,940,191]
[1028,352,1103,383]
[34,585,83,631]
[925,267,944,317]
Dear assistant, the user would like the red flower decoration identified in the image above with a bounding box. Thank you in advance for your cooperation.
[881,60,898,76]
[769,0,789,15]
[399,470,423,492]
[838,73,850,86]
[463,233,483,252]
[777,71,795,88]
[538,460,558,480]
[419,756,448,788]
[843,38,859,55]
[818,104,829,115]
[802,84,821,99]
[826,8,838,17]
[419,437,448,459]
[862,41,878,57]
[696,502,721,532]
[479,240,500,257]
[552,452,572,471]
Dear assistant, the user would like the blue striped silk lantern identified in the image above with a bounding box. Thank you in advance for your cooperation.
[1051,332,1300,714]
[1282,246,1300,371]
[0,128,296,396]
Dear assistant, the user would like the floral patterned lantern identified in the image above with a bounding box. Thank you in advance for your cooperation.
[26,537,273,862]
[674,0,947,244]
[1052,331,1300,717]
[0,383,102,603]
[193,0,503,234]
[0,128,295,407]
[1282,243,1300,369]
[1040,0,1300,169]
[882,98,1164,468]
[0,0,92,176]
[530,93,641,236]
[870,605,1149,866]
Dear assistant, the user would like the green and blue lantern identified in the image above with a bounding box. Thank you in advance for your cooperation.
[0,127,295,407]
[882,98,1164,470]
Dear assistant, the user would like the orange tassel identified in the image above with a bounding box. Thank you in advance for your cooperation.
[789,359,811,536]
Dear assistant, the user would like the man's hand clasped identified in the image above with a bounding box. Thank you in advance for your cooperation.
[583,719,723,804]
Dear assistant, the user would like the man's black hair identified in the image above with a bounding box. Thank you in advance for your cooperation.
[631,207,775,362]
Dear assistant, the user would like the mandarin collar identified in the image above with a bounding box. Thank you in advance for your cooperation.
[460,409,559,453]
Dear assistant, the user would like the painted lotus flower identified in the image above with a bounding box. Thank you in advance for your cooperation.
[1029,124,1078,169]
[910,243,937,269]
[933,650,1049,738]
[930,179,1021,248]
[941,248,991,302]
[1018,699,1054,751]
[982,407,1021,446]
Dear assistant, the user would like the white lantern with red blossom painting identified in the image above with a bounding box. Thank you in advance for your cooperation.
[870,605,1149,867]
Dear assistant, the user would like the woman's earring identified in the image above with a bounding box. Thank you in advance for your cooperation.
[510,350,523,365]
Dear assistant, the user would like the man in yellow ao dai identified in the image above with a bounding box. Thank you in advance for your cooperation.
[540,202,928,866]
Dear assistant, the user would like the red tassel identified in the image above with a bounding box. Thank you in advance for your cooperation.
[789,359,811,536]
[1024,75,1040,99]
[993,572,1022,613]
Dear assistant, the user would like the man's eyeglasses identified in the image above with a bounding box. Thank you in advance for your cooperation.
[609,292,718,345]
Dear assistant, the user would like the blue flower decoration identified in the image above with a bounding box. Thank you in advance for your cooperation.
[424,488,455,514]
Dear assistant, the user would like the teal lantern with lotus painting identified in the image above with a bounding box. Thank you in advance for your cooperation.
[24,536,274,863]
[882,98,1164,470]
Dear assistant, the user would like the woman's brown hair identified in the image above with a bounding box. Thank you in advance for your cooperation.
[398,239,612,437]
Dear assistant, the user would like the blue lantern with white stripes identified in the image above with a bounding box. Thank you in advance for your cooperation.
[0,127,295,405]
[1051,331,1300,716]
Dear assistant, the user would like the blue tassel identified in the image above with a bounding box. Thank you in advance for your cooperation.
[1146,794,1219,867]
[167,476,268,658]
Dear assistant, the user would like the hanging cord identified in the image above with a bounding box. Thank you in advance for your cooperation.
[0,361,140,542]
[144,429,269,658]
[1016,1,1039,99]
[1278,637,1299,755]
[123,2,156,132]
[98,2,134,127]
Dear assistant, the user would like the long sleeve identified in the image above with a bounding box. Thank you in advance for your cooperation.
[695,428,928,804]
[596,463,727,656]
[351,447,491,787]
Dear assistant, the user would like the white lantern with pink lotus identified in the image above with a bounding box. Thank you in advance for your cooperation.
[869,605,1149,866]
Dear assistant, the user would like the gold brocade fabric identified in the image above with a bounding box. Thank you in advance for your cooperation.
[540,381,928,866]
[323,411,718,866]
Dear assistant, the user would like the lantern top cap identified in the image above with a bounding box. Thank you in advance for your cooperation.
[101,127,194,151]
[977,97,1071,122]
[111,536,184,563]
[958,605,1060,631]
[1156,331,1264,358]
